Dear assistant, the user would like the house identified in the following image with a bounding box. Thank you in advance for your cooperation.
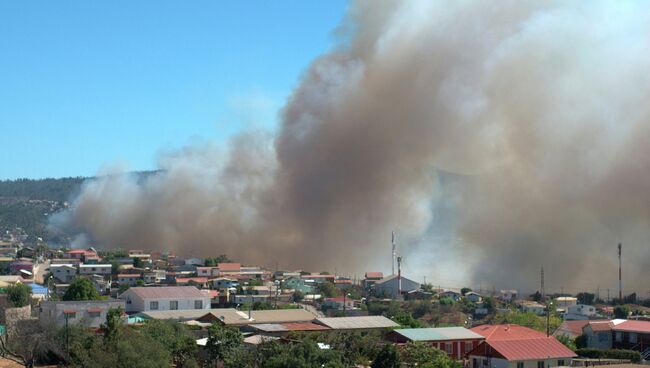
[439,290,462,302]
[314,316,399,332]
[553,320,589,339]
[465,292,483,303]
[184,258,204,266]
[283,277,313,294]
[211,277,239,289]
[334,279,352,289]
[175,277,209,287]
[233,294,292,304]
[217,263,241,275]
[322,296,357,311]
[65,248,98,260]
[469,324,577,368]
[118,274,141,286]
[363,272,384,289]
[39,299,125,328]
[520,301,546,315]
[118,286,211,313]
[196,267,218,277]
[564,304,596,320]
[387,327,485,359]
[49,264,77,283]
[583,319,650,352]
[499,289,518,302]
[79,264,112,276]
[143,270,167,284]
[554,297,577,310]
[373,274,420,299]
[9,258,33,276]
[250,322,330,337]
[582,320,616,349]
[300,274,336,284]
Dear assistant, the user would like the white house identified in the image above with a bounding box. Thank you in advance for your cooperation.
[118,286,211,313]
[520,301,546,315]
[564,304,596,320]
[50,264,77,283]
[143,270,167,284]
[373,274,420,299]
[79,264,112,276]
[39,299,125,328]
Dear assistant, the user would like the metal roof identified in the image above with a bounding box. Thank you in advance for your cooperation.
[485,338,577,360]
[394,327,484,341]
[248,309,316,324]
[471,324,548,340]
[136,308,245,323]
[125,286,208,299]
[315,316,399,330]
[250,323,289,332]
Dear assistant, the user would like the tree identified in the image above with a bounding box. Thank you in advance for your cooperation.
[63,277,100,301]
[141,320,198,367]
[317,282,340,298]
[614,305,630,319]
[577,292,595,305]
[204,254,231,267]
[402,342,460,368]
[556,335,576,351]
[133,257,144,269]
[102,307,124,341]
[206,323,243,364]
[292,290,304,302]
[531,291,543,302]
[392,312,422,328]
[460,287,472,296]
[372,344,401,368]
[7,282,32,307]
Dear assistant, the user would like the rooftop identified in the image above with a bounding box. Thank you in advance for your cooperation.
[365,271,383,279]
[477,338,577,360]
[612,320,650,334]
[124,286,208,299]
[471,324,548,340]
[218,263,241,272]
[393,327,485,342]
[315,316,399,330]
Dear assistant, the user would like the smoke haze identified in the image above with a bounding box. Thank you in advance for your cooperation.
[54,0,650,293]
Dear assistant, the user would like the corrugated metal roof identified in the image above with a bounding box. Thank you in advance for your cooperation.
[471,324,548,340]
[137,308,244,323]
[126,286,208,299]
[365,272,383,279]
[250,323,289,332]
[282,322,330,331]
[395,327,484,341]
[218,263,241,271]
[487,338,577,360]
[613,320,650,333]
[315,316,399,330]
[248,309,316,324]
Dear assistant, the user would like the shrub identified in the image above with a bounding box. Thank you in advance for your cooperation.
[576,348,641,363]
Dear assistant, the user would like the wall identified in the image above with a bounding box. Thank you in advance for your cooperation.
[39,300,125,328]
[4,305,31,337]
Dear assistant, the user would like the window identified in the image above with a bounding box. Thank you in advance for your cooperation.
[630,333,637,343]
[473,359,478,368]
[482,359,488,367]
[537,361,545,368]
[170,301,178,310]
[150,301,159,310]
[64,312,76,319]
[445,342,453,354]
[517,362,524,368]
[465,341,473,353]
[615,332,623,342]
[558,360,565,366]
[194,300,203,309]
[88,311,101,318]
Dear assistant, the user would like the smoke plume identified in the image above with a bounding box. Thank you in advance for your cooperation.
[54,0,650,293]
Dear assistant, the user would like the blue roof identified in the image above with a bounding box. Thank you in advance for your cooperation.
[29,283,48,295]
[394,327,484,341]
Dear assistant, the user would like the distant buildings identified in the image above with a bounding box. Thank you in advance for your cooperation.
[373,274,420,299]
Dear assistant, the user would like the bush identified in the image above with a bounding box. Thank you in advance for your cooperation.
[6,282,32,307]
[576,348,641,363]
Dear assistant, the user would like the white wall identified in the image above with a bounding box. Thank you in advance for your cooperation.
[470,356,572,368]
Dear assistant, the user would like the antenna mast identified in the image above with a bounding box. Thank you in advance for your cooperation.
[618,243,622,301]
[391,231,396,275]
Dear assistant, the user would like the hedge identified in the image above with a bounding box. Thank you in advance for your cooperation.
[576,348,641,363]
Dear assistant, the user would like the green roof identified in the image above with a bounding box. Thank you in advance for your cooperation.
[394,327,484,341]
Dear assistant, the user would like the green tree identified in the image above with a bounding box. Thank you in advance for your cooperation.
[460,287,472,296]
[141,320,198,367]
[292,290,304,302]
[614,305,630,319]
[206,323,243,364]
[6,282,32,307]
[372,344,401,368]
[63,277,100,301]
[102,307,124,341]
[402,342,461,368]
[556,335,577,351]
[576,292,595,305]
[317,282,340,298]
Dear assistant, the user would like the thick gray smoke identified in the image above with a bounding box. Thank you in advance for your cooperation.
[54,0,650,293]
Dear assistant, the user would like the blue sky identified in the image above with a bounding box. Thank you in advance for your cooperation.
[0,1,348,179]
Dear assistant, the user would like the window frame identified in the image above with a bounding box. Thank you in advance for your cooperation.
[150,301,159,310]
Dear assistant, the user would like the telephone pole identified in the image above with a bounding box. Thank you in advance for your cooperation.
[618,243,623,301]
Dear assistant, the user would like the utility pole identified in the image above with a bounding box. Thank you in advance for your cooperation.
[618,243,623,301]
[541,266,545,302]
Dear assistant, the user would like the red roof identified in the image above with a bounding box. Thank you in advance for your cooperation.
[205,290,219,298]
[176,277,209,284]
[555,320,589,337]
[87,307,102,313]
[477,338,577,361]
[365,272,383,279]
[125,286,208,299]
[281,322,330,331]
[613,320,650,333]
[588,321,613,332]
[471,324,548,340]
[218,263,241,272]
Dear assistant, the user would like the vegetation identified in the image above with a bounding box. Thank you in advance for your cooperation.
[204,254,231,266]
[140,320,198,367]
[576,348,642,363]
[371,344,401,368]
[63,277,100,301]
[402,342,461,368]
[556,335,577,351]
[491,310,561,334]
[614,305,630,318]
[317,282,340,298]
[6,282,32,307]
[206,323,243,364]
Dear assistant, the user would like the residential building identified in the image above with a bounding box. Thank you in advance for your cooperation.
[322,296,357,311]
[465,292,483,303]
[65,248,98,260]
[363,271,383,289]
[117,274,141,286]
[196,267,218,277]
[211,277,239,289]
[554,297,578,311]
[553,320,589,339]
[439,290,462,302]
[373,274,420,299]
[119,286,211,313]
[39,299,125,328]
[49,264,77,283]
[175,277,209,287]
[499,290,518,302]
[283,277,313,294]
[217,263,241,275]
[387,327,485,359]
[469,324,577,368]
[9,258,33,276]
[520,301,545,315]
[143,270,166,284]
[564,304,597,320]
[184,258,204,266]
[314,316,399,332]
[79,264,112,276]
[300,274,336,284]
[583,319,650,352]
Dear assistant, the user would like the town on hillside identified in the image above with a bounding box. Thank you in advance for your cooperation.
[0,235,648,367]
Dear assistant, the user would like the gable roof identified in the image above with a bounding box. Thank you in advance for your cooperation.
[125,286,208,299]
[315,316,399,330]
[365,272,383,279]
[218,263,241,272]
[393,327,484,342]
[471,324,548,340]
[476,338,577,361]
[612,320,650,334]
[554,320,589,337]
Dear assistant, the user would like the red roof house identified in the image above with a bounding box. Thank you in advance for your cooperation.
[468,325,576,367]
